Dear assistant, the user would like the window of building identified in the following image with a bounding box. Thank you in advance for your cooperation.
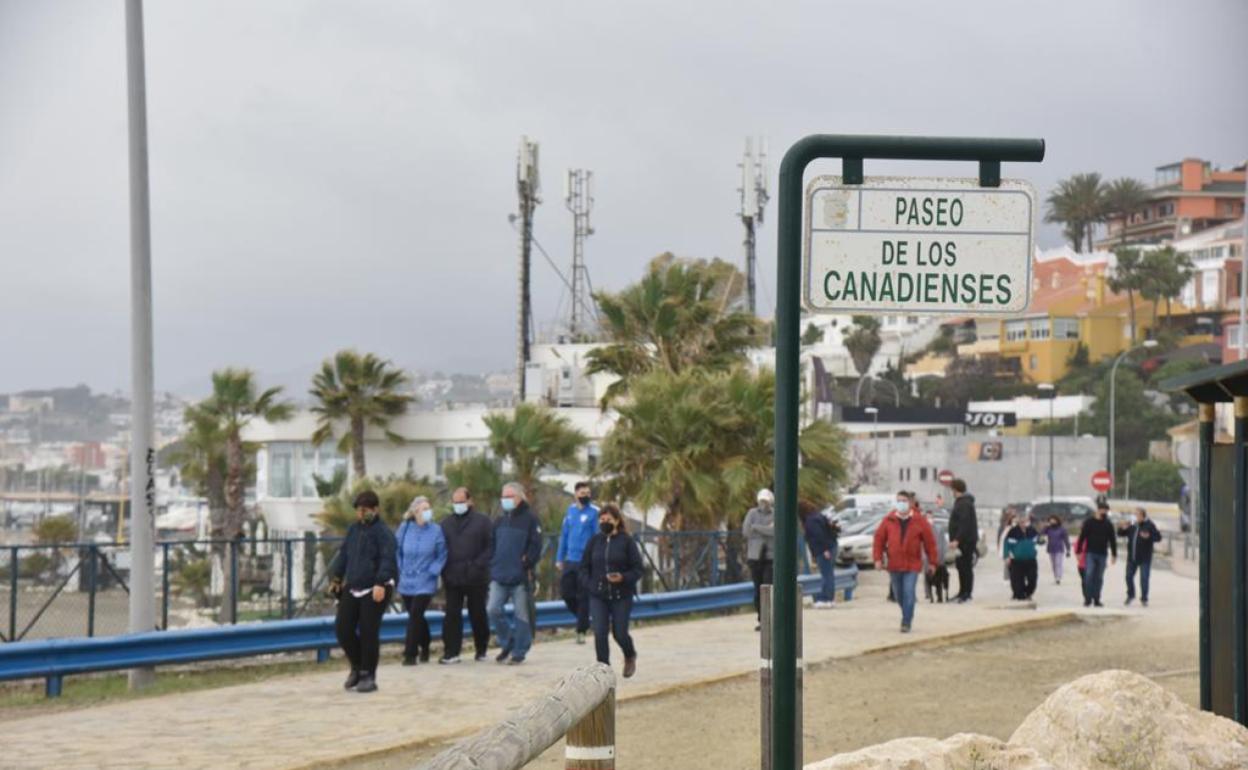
[907,316,919,325]
[919,467,928,481]
[1229,325,1243,350]
[1182,279,1197,307]
[1053,318,1080,340]
[435,446,457,477]
[1158,202,1175,218]
[1213,246,1226,260]
[269,443,295,499]
[1005,320,1027,342]
[1028,318,1050,340]
[1202,270,1219,307]
[267,442,347,499]
[1029,354,1038,370]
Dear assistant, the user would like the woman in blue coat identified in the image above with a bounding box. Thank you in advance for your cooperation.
[396,496,447,665]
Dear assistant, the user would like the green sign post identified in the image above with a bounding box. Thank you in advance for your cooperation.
[772,135,1045,770]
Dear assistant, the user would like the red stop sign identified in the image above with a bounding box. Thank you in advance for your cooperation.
[1091,470,1113,493]
[937,469,955,486]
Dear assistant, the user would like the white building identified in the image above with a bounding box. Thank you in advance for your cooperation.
[242,406,617,536]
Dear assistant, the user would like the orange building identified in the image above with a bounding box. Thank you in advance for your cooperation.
[1098,158,1246,249]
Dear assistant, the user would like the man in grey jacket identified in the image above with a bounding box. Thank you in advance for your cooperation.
[743,489,776,631]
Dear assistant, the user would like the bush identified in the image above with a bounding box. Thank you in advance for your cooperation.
[1127,459,1184,502]
[20,552,54,579]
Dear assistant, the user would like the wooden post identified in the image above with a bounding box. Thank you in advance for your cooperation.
[565,685,615,770]
[760,584,772,770]
[795,583,803,768]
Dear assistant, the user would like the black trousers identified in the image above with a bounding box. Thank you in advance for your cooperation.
[401,594,432,659]
[748,559,774,619]
[560,566,591,634]
[589,594,636,664]
[954,548,976,599]
[336,588,388,676]
[442,583,490,658]
[1009,559,1038,600]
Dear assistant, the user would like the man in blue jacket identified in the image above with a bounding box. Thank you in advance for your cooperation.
[556,481,598,644]
[488,481,544,665]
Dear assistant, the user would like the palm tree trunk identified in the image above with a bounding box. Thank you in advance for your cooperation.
[224,433,245,540]
[1126,289,1137,344]
[207,462,226,543]
[351,416,367,479]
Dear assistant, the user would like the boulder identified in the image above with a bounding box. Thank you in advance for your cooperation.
[804,733,1053,770]
[1010,669,1248,770]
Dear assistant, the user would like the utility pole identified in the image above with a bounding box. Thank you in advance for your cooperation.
[515,137,540,402]
[739,137,770,315]
[564,169,595,339]
[124,0,156,689]
[1240,157,1247,359]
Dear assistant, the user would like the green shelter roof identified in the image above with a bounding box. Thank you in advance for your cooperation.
[1161,357,1248,403]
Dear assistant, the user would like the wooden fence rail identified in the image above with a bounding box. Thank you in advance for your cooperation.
[418,663,617,770]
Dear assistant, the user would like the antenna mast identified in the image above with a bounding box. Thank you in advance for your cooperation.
[565,169,595,339]
[516,136,540,401]
[739,137,770,315]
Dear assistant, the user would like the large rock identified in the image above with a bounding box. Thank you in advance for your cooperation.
[804,733,1053,770]
[1010,669,1248,770]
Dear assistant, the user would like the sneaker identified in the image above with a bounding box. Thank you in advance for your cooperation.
[1124,597,1134,606]
[355,675,378,693]
[343,670,361,690]
[495,649,512,664]
[1094,600,1104,608]
[506,657,525,666]
[623,657,637,679]
[420,649,430,663]
[401,656,417,666]
[900,623,911,633]
[1141,599,1149,607]
[438,655,462,665]
[576,632,587,645]
[1083,599,1092,607]
[474,651,489,662]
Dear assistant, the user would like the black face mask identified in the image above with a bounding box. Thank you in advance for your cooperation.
[578,495,591,505]
[599,521,614,535]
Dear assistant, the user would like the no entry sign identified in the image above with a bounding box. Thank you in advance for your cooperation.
[802,176,1035,314]
[1091,470,1113,493]
[937,469,955,486]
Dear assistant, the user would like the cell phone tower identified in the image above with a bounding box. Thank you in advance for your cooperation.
[564,169,595,339]
[516,136,541,401]
[739,137,770,315]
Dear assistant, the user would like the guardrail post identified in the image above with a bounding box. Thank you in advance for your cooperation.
[673,534,682,588]
[284,539,294,620]
[87,546,98,638]
[316,647,331,664]
[9,546,17,642]
[46,674,62,698]
[710,532,720,586]
[161,542,170,630]
[565,684,615,770]
[760,584,773,770]
[229,540,239,625]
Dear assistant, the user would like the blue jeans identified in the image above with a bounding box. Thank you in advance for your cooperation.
[889,571,918,627]
[1084,552,1108,603]
[1125,560,1151,601]
[487,580,532,660]
[815,553,837,603]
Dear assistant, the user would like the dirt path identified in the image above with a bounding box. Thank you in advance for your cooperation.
[350,611,1197,769]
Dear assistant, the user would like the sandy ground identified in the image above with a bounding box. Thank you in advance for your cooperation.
[348,579,1197,769]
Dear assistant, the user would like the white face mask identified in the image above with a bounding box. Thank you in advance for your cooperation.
[420,509,434,523]
[452,503,469,515]
[894,500,908,513]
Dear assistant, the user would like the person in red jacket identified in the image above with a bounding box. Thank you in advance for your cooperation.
[873,491,938,633]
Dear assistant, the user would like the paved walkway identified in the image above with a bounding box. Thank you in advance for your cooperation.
[0,551,1194,769]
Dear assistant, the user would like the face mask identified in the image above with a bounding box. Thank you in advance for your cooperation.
[894,501,907,513]
[599,521,614,534]
[453,503,469,515]
[578,495,591,505]
[420,509,434,523]
[360,509,377,523]
[501,498,516,512]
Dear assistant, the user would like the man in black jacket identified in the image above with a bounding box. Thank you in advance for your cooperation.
[947,479,979,603]
[438,486,494,664]
[1075,499,1118,607]
[1118,506,1161,607]
[329,490,397,693]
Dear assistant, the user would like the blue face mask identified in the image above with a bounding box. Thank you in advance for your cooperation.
[420,509,434,523]
[452,503,469,515]
[501,498,517,512]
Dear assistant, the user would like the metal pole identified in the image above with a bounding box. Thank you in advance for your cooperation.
[284,538,295,619]
[8,547,17,642]
[161,542,170,630]
[1240,158,1247,360]
[1109,350,1126,490]
[1198,403,1214,711]
[87,546,98,637]
[760,585,773,770]
[1049,396,1055,502]
[1235,397,1248,724]
[124,0,156,690]
[229,540,239,625]
[745,217,757,315]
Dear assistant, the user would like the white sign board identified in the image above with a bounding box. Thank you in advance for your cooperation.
[802,176,1035,314]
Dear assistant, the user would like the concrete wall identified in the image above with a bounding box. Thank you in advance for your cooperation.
[851,433,1107,509]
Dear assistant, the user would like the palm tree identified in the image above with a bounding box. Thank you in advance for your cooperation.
[1101,177,1150,247]
[169,402,229,539]
[842,315,882,377]
[443,455,503,514]
[483,403,586,504]
[1109,248,1144,343]
[200,369,294,540]
[1045,173,1105,251]
[1139,246,1196,328]
[586,254,761,406]
[309,350,414,479]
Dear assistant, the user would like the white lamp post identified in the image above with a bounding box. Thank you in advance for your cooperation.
[1037,383,1055,502]
[1109,339,1160,492]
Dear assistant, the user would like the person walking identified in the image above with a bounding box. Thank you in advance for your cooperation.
[947,479,979,604]
[873,491,938,633]
[1003,513,1040,601]
[556,481,598,645]
[743,489,776,631]
[802,506,839,608]
[395,496,447,666]
[1041,515,1071,585]
[581,503,642,678]
[1118,506,1161,607]
[328,490,397,693]
[488,482,543,665]
[1075,500,1118,607]
[438,487,493,664]
[923,506,950,603]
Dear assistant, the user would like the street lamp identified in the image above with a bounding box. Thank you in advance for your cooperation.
[1109,339,1160,492]
[864,406,880,485]
[1038,383,1055,503]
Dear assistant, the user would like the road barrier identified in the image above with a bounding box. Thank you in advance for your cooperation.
[0,568,856,696]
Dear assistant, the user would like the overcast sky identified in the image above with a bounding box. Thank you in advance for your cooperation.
[2,0,1245,397]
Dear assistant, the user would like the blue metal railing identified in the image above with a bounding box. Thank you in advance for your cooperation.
[0,567,856,696]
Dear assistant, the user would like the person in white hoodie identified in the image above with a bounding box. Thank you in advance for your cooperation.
[742,489,776,632]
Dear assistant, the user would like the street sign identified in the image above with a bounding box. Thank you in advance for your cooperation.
[1091,470,1113,493]
[802,176,1035,314]
[964,411,1017,428]
[937,469,955,486]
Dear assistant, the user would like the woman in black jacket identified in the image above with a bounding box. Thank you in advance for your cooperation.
[580,503,643,678]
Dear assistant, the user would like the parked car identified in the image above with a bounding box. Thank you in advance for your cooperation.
[1027,497,1099,531]
[836,511,888,567]
[834,493,896,512]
